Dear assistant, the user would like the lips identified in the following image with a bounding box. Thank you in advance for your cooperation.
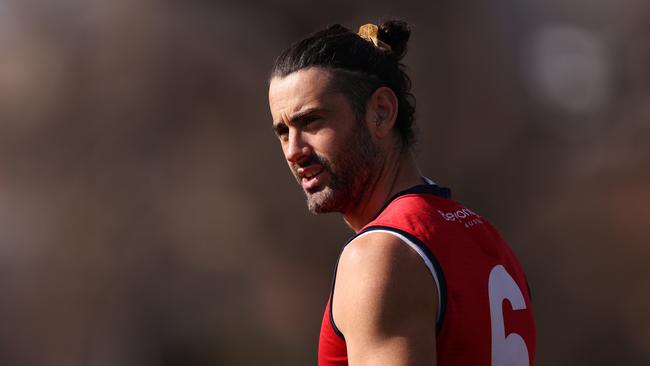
[297,166,325,192]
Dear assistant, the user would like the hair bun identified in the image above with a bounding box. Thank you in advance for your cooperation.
[378,20,411,60]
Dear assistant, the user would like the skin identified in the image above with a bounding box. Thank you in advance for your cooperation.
[269,67,438,365]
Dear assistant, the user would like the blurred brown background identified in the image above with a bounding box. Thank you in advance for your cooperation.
[0,0,648,365]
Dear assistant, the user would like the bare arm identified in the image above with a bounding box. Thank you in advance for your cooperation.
[332,232,438,366]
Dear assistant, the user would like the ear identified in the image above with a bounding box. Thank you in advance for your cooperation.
[365,86,398,139]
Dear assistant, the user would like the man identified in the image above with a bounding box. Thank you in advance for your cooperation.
[268,21,535,365]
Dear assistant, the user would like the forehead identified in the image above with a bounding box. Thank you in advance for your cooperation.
[268,68,335,121]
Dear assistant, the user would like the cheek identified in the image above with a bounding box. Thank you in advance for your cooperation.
[309,127,341,157]
[280,140,289,155]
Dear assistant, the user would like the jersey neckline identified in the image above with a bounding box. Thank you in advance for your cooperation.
[370,178,452,222]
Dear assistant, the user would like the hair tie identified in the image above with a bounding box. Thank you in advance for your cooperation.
[357,23,392,53]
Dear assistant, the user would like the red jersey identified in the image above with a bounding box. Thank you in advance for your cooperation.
[318,183,536,365]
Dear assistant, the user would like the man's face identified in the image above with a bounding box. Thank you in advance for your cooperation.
[269,67,382,214]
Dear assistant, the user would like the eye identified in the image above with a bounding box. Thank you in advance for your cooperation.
[300,115,322,130]
[274,123,289,141]
[303,116,319,124]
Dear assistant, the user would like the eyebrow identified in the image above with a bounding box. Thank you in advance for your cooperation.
[272,107,327,132]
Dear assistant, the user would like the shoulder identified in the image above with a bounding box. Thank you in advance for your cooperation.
[341,231,416,268]
[333,230,438,336]
[338,231,427,282]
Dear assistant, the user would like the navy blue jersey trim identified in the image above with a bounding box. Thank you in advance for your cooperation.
[371,183,451,222]
[328,225,448,339]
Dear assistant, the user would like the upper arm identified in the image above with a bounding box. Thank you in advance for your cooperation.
[332,232,438,366]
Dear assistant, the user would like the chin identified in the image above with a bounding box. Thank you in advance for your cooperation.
[306,187,345,214]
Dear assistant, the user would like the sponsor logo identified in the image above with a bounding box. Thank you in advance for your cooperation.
[438,207,484,228]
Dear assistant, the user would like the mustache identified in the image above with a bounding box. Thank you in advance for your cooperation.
[297,153,323,168]
[292,153,332,178]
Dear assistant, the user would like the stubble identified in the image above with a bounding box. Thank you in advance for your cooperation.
[301,122,383,214]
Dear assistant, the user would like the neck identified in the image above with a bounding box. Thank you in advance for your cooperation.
[343,149,422,232]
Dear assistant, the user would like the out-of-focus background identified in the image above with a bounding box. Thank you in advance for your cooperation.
[1,0,648,364]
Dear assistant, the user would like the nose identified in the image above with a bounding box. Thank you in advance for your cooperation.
[285,130,311,164]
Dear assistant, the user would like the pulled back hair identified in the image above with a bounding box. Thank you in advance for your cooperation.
[271,20,416,148]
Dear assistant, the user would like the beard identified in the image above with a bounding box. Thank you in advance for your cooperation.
[292,122,383,214]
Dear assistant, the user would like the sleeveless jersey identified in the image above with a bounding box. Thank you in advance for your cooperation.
[318,183,536,365]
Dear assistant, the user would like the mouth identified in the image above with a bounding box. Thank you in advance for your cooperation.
[298,166,325,192]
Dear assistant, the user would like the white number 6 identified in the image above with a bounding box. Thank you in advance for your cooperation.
[489,265,529,366]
